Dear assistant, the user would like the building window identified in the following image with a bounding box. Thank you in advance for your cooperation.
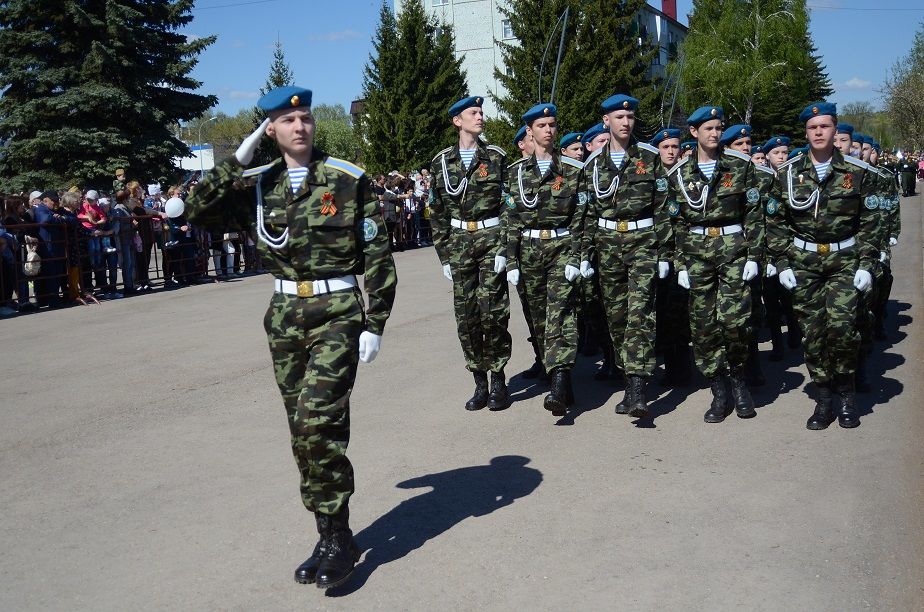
[435,26,443,38]
[502,19,514,39]
[506,65,513,77]
[432,0,448,6]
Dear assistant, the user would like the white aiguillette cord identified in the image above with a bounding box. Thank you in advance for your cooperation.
[786,164,820,218]
[675,169,709,212]
[517,163,538,208]
[441,152,470,209]
[592,158,620,200]
[255,174,289,249]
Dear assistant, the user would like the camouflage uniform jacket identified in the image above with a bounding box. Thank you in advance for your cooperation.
[666,147,767,269]
[579,140,672,261]
[429,140,508,267]
[767,149,877,273]
[504,152,585,270]
[185,152,397,336]
[872,164,901,245]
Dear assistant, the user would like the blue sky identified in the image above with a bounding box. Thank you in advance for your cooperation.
[184,0,924,116]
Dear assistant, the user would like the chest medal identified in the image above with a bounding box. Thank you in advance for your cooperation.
[320,192,337,216]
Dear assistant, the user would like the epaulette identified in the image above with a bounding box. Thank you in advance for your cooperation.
[241,161,276,178]
[843,154,870,171]
[754,163,776,176]
[665,156,688,176]
[486,144,507,157]
[776,154,803,171]
[560,156,584,170]
[584,147,604,164]
[636,142,659,155]
[722,148,751,163]
[325,157,365,179]
[431,146,453,164]
[507,157,529,170]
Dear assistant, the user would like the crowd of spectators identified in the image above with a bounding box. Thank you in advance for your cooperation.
[371,169,433,251]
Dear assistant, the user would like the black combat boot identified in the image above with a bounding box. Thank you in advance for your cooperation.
[614,384,632,415]
[627,375,649,418]
[594,342,617,381]
[854,354,871,393]
[487,370,511,411]
[744,341,766,386]
[786,317,802,349]
[806,383,835,430]
[315,505,361,589]
[729,370,757,418]
[769,325,785,361]
[704,376,731,423]
[835,374,861,429]
[294,512,330,584]
[465,371,489,411]
[544,369,569,416]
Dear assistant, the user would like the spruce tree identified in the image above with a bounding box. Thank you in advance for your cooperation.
[251,39,295,166]
[0,0,216,192]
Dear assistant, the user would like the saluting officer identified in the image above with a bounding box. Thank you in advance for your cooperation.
[768,101,877,430]
[429,96,513,411]
[505,103,587,416]
[186,86,397,589]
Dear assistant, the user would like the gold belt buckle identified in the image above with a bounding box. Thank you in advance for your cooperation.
[707,226,721,237]
[616,220,629,232]
[296,281,314,298]
[817,243,831,255]
[539,229,552,240]
[466,220,477,232]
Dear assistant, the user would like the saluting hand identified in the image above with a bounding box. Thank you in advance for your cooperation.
[235,118,271,165]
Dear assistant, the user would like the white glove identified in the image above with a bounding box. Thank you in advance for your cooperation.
[507,269,520,286]
[853,269,872,292]
[358,331,382,363]
[779,268,797,290]
[442,263,452,281]
[742,260,759,282]
[765,263,778,277]
[580,260,594,278]
[677,270,690,289]
[880,251,888,263]
[493,255,507,275]
[658,261,670,279]
[235,118,270,165]
[889,236,898,246]
[564,264,580,283]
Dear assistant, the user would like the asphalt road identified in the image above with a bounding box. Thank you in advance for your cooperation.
[2,194,922,611]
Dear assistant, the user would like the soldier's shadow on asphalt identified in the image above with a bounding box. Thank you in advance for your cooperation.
[326,455,543,597]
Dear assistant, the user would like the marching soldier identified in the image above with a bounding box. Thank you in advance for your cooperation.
[560,132,585,161]
[769,101,877,429]
[751,146,768,167]
[870,141,900,340]
[429,96,513,411]
[186,86,397,589]
[580,94,670,417]
[666,106,764,423]
[505,103,587,416]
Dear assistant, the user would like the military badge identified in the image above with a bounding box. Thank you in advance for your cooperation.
[504,193,516,209]
[478,163,488,178]
[320,192,337,216]
[864,195,879,210]
[578,191,589,206]
[551,175,564,191]
[635,161,647,175]
[842,173,853,190]
[656,177,668,192]
[766,198,779,216]
[722,173,733,188]
[746,187,760,203]
[667,199,680,217]
[362,218,378,242]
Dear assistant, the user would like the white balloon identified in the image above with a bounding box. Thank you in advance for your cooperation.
[164,197,185,218]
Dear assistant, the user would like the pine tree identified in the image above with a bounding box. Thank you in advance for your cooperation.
[250,39,295,166]
[0,0,216,192]
[358,0,467,174]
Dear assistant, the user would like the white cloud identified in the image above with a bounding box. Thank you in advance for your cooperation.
[844,77,872,89]
[308,30,361,42]
[231,39,245,48]
[228,90,259,100]
[186,34,202,42]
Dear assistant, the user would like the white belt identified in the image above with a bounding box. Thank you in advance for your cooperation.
[450,217,500,231]
[522,228,570,239]
[598,217,654,232]
[274,275,357,298]
[794,236,856,254]
[690,223,743,237]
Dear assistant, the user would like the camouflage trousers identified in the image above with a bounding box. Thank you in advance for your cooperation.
[789,248,861,384]
[682,232,752,378]
[595,227,658,376]
[446,226,512,373]
[263,290,363,516]
[519,236,578,372]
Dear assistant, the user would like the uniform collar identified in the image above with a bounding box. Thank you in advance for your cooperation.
[529,151,561,180]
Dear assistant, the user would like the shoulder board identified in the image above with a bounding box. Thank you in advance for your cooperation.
[507,157,529,170]
[325,157,365,179]
[843,155,869,171]
[776,154,803,171]
[431,146,453,164]
[241,162,276,178]
[636,142,659,155]
[722,148,751,163]
[560,156,584,170]
[754,163,776,176]
[486,144,507,157]
[665,156,688,177]
[584,147,604,164]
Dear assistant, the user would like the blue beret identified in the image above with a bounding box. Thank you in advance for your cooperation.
[522,102,556,124]
[836,123,854,136]
[873,141,881,153]
[513,125,528,146]
[582,123,606,144]
[687,105,723,126]
[861,134,874,145]
[761,135,791,154]
[257,86,312,113]
[750,146,761,155]
[720,124,751,146]
[788,146,807,160]
[559,132,583,148]
[449,95,484,117]
[650,127,681,146]
[799,101,836,123]
[680,140,697,151]
[601,94,639,113]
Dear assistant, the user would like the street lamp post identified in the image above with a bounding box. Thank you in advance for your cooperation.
[198,116,218,178]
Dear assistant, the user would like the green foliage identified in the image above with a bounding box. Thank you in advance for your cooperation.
[884,20,924,149]
[0,0,216,192]
[251,39,295,166]
[357,0,468,174]
[313,104,356,160]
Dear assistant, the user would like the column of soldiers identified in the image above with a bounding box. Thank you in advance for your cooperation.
[430,95,902,432]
